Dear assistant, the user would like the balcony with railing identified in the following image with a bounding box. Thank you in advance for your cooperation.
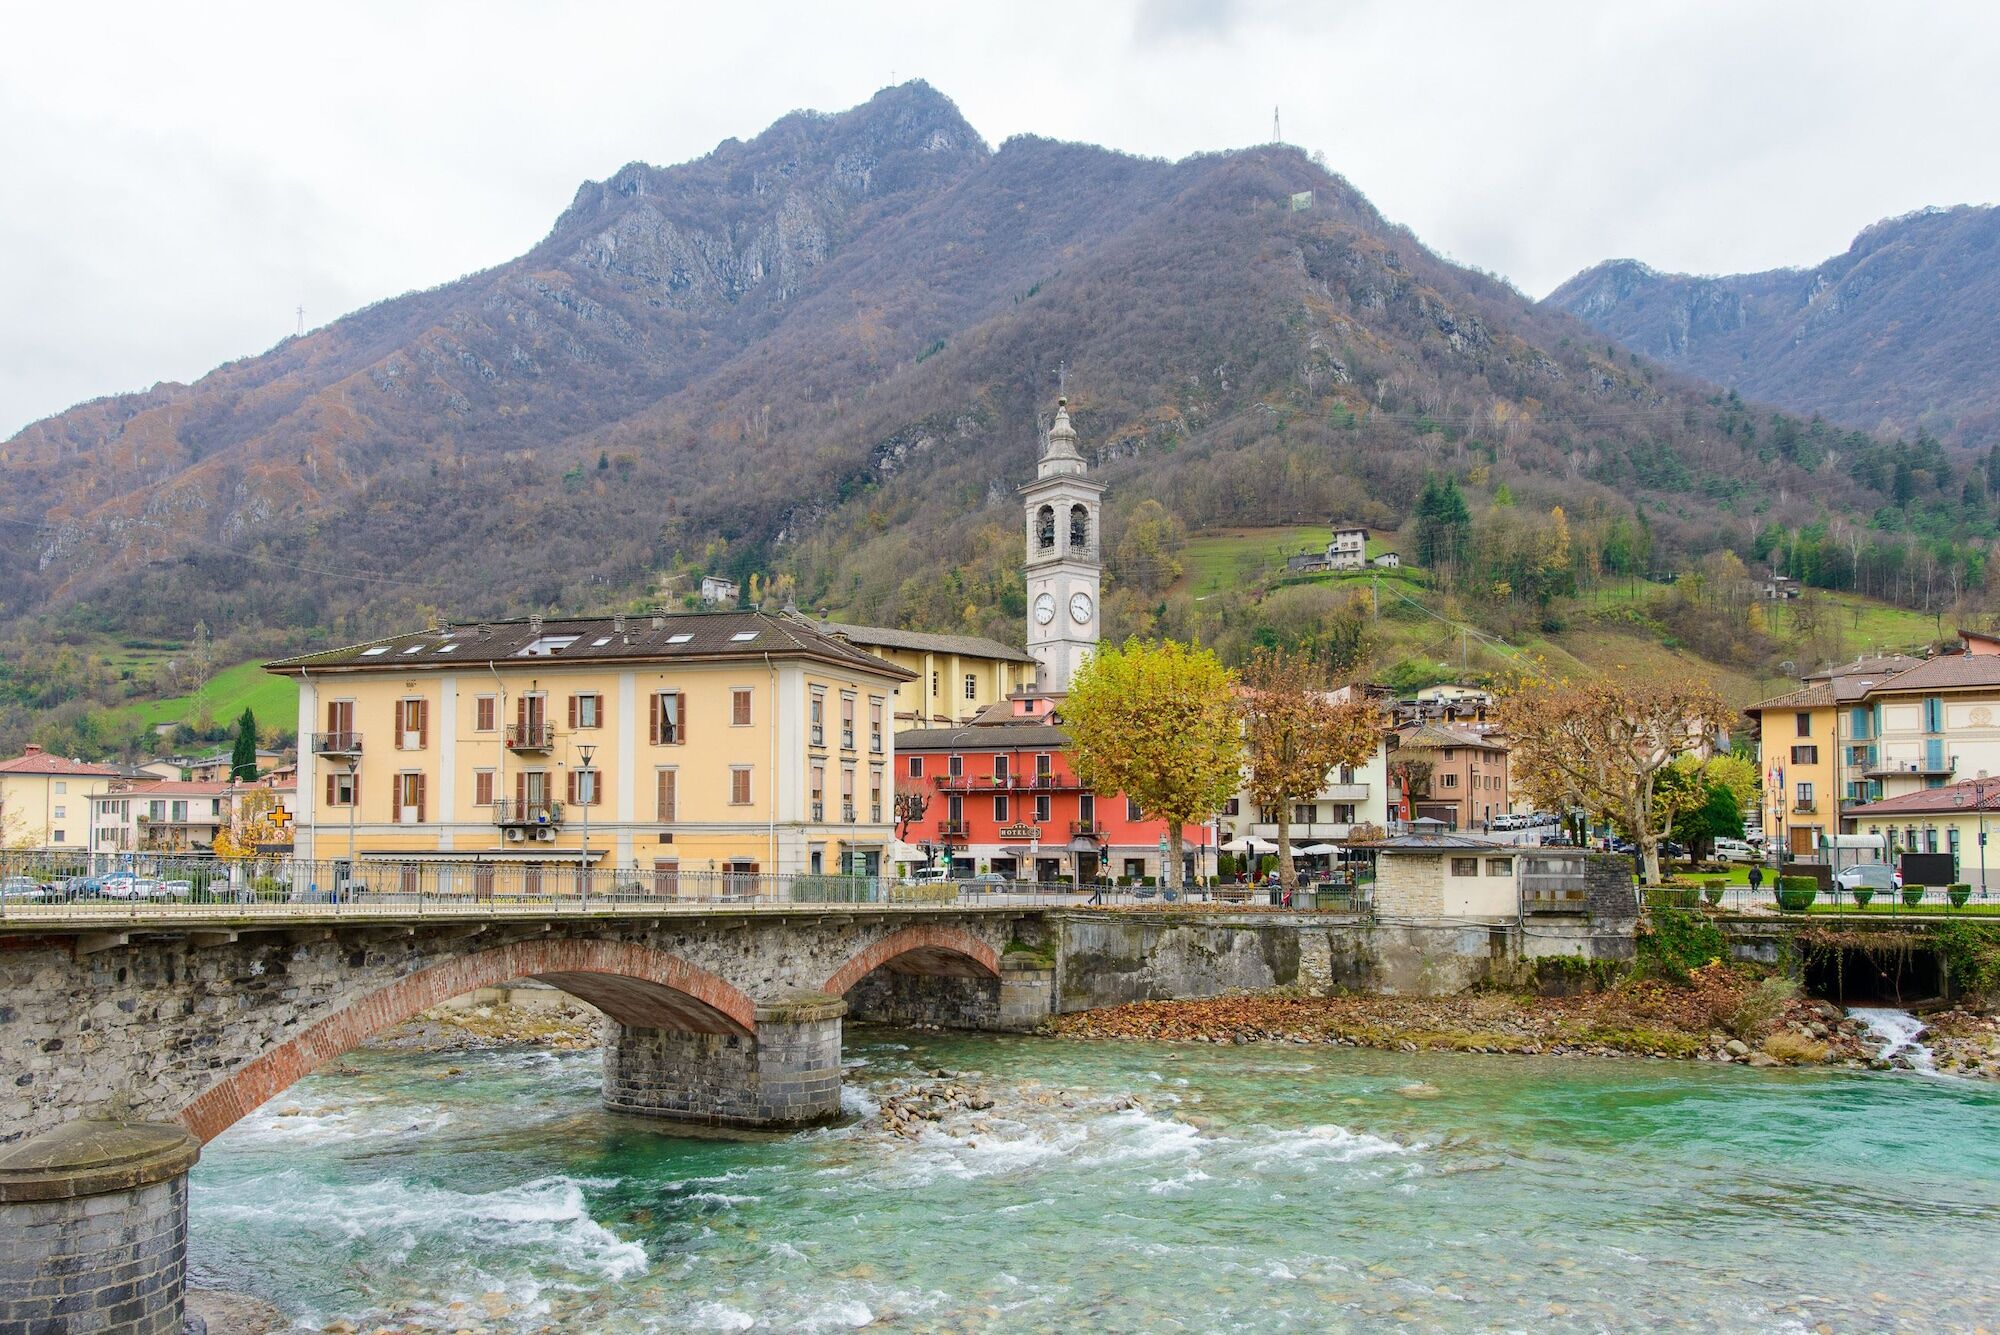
[1864,755,1955,778]
[811,725,825,748]
[312,731,363,757]
[842,803,857,823]
[493,798,564,827]
[1070,819,1101,837]
[933,773,1012,792]
[506,722,555,753]
[939,820,970,837]
[1792,800,1819,815]
[811,800,825,821]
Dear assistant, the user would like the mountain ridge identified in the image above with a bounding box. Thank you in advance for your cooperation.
[1544,204,2000,446]
[0,81,1967,686]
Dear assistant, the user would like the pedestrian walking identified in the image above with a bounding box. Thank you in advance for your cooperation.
[1747,864,1764,896]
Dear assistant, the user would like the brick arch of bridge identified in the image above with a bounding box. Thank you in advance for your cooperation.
[174,938,758,1144]
[822,924,1001,997]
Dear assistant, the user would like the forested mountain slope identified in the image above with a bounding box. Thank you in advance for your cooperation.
[2,83,1985,697]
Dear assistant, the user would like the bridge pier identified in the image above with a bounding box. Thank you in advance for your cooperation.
[601,991,846,1128]
[0,1120,199,1335]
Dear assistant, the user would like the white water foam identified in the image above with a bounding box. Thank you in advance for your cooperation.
[1850,1007,1938,1073]
[197,1172,646,1281]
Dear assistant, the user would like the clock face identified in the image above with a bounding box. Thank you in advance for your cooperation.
[1033,592,1056,625]
[1070,592,1094,624]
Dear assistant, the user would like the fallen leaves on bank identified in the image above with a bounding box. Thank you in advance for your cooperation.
[1046,967,1983,1071]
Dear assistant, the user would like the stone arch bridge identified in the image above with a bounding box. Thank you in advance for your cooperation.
[0,905,1056,1334]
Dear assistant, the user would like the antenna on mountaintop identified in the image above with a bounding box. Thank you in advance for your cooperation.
[295,305,304,337]
[1273,106,1281,143]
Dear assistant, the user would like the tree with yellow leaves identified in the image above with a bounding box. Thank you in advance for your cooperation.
[1239,650,1382,894]
[1501,675,1731,885]
[1062,638,1240,895]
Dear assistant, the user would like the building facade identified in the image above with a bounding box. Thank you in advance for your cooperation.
[1021,399,1102,693]
[1220,689,1390,846]
[270,611,912,883]
[793,616,1037,727]
[88,780,234,858]
[1845,779,2000,894]
[0,746,127,850]
[1393,723,1511,831]
[894,692,1212,883]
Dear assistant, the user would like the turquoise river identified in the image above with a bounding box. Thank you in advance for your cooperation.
[188,1029,2000,1333]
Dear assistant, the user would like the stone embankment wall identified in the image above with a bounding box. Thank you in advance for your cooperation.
[1050,912,1636,1008]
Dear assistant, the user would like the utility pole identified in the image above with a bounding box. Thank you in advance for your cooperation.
[1372,573,1380,620]
[295,305,304,337]
[1273,106,1280,143]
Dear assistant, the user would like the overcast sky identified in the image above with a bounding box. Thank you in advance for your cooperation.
[3,0,1996,438]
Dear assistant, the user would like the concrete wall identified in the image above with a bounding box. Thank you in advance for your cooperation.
[847,970,1001,1030]
[600,1000,843,1128]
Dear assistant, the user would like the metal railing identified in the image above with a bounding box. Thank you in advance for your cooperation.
[492,799,564,827]
[505,722,555,751]
[312,731,363,756]
[0,850,1373,920]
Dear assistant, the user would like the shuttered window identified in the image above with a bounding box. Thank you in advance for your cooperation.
[474,770,494,806]
[731,688,752,727]
[655,769,678,822]
[569,693,602,729]
[475,695,496,732]
[729,766,752,806]
[650,692,687,745]
[567,768,601,806]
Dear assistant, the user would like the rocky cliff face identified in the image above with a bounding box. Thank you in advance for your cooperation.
[1545,206,2000,444]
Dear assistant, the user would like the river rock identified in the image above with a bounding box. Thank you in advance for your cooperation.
[1725,1040,1750,1058]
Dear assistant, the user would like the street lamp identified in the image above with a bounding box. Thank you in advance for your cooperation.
[576,742,595,908]
[344,755,361,902]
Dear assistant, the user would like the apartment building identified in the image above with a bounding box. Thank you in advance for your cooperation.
[269,611,913,882]
[793,614,1037,727]
[88,780,234,856]
[1392,723,1511,832]
[0,746,129,849]
[895,690,1212,883]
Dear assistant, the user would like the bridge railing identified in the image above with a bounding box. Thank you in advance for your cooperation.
[0,850,1356,919]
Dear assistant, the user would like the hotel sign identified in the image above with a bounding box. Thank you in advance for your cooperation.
[998,823,1044,841]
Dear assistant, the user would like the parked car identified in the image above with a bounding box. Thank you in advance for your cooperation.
[962,872,1011,892]
[0,876,46,901]
[98,876,165,901]
[1834,863,1902,892]
[903,866,954,886]
[1712,838,1758,862]
[156,880,194,899]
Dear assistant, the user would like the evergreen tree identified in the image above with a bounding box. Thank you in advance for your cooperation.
[1413,474,1470,575]
[230,708,258,781]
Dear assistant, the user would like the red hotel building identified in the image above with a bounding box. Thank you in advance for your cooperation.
[895,691,1211,884]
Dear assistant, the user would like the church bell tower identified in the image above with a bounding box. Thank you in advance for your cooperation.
[1021,398,1104,692]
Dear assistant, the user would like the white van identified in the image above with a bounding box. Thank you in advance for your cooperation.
[1712,838,1757,862]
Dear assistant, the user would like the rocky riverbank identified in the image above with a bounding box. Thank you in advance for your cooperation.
[1050,967,2000,1078]
[366,997,604,1054]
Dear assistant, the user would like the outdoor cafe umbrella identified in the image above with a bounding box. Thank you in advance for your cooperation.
[1220,836,1278,853]
[1296,843,1340,856]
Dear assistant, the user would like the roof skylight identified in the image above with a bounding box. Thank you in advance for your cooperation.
[362,646,390,656]
[731,631,759,642]
[667,633,694,644]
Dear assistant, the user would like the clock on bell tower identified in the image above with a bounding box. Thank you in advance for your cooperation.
[1020,398,1104,692]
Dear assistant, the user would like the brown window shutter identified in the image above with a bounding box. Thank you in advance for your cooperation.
[658,770,676,821]
[418,700,429,749]
[676,693,688,745]
[568,695,578,729]
[649,692,660,744]
[327,701,338,733]
[516,772,526,810]
[326,773,336,806]
[567,770,577,805]
[391,779,401,824]
[517,695,527,733]
[416,773,427,824]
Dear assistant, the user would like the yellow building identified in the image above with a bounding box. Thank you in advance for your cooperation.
[0,746,128,850]
[1846,780,2000,894]
[1745,682,1839,857]
[786,613,1037,727]
[269,611,913,884]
